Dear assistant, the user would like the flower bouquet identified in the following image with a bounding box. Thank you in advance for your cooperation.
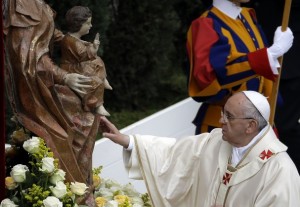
[2,132,152,207]
[2,136,88,207]
[93,167,152,207]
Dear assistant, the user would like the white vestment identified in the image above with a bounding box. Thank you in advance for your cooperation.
[123,126,300,207]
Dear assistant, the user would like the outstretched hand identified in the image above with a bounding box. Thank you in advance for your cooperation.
[100,117,130,148]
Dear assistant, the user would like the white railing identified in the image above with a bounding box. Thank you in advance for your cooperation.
[92,97,200,193]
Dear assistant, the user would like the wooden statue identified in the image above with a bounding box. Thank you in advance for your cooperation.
[61,6,112,116]
[3,0,103,205]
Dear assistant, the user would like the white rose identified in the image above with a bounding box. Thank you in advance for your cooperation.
[97,188,113,200]
[70,182,88,196]
[0,198,18,207]
[10,164,29,183]
[40,157,55,173]
[42,196,62,207]
[49,181,67,199]
[123,183,140,197]
[105,179,122,189]
[50,169,66,185]
[105,200,118,207]
[131,197,144,206]
[23,136,40,154]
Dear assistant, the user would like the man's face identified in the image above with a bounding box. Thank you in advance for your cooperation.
[219,93,252,147]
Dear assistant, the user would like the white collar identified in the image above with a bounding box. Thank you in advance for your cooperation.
[231,125,269,166]
[213,0,242,19]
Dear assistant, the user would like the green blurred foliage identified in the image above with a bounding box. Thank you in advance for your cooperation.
[104,0,182,110]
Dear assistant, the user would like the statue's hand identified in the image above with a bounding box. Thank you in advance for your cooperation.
[64,73,93,95]
[93,33,100,50]
[94,33,100,42]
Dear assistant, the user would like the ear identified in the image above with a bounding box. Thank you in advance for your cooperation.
[246,119,258,134]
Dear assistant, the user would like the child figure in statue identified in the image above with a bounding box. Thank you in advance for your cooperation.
[61,6,112,116]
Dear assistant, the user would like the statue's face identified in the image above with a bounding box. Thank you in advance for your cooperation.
[78,17,92,36]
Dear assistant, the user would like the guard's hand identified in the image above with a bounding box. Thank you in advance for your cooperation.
[100,117,130,148]
[268,26,294,59]
[64,73,93,95]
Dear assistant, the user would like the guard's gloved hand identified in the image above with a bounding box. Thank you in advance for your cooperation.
[268,26,294,59]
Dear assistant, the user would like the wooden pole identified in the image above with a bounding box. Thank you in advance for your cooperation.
[269,0,292,126]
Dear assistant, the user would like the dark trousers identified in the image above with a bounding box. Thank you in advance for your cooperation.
[275,78,300,172]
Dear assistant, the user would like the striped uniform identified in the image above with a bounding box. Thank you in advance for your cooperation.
[186,6,276,133]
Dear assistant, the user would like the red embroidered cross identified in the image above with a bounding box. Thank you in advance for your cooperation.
[259,150,273,160]
[222,173,232,185]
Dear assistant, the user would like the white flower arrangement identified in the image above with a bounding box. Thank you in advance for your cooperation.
[93,168,152,207]
[2,134,152,207]
[0,198,18,207]
[2,136,88,207]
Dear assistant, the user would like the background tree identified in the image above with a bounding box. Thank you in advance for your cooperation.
[104,0,184,110]
[102,0,206,111]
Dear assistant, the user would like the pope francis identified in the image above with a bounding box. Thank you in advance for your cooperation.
[100,91,300,207]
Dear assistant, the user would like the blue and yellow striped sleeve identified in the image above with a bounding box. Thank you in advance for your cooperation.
[187,8,276,99]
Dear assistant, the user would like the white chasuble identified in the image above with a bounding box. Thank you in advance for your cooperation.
[123,127,300,207]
